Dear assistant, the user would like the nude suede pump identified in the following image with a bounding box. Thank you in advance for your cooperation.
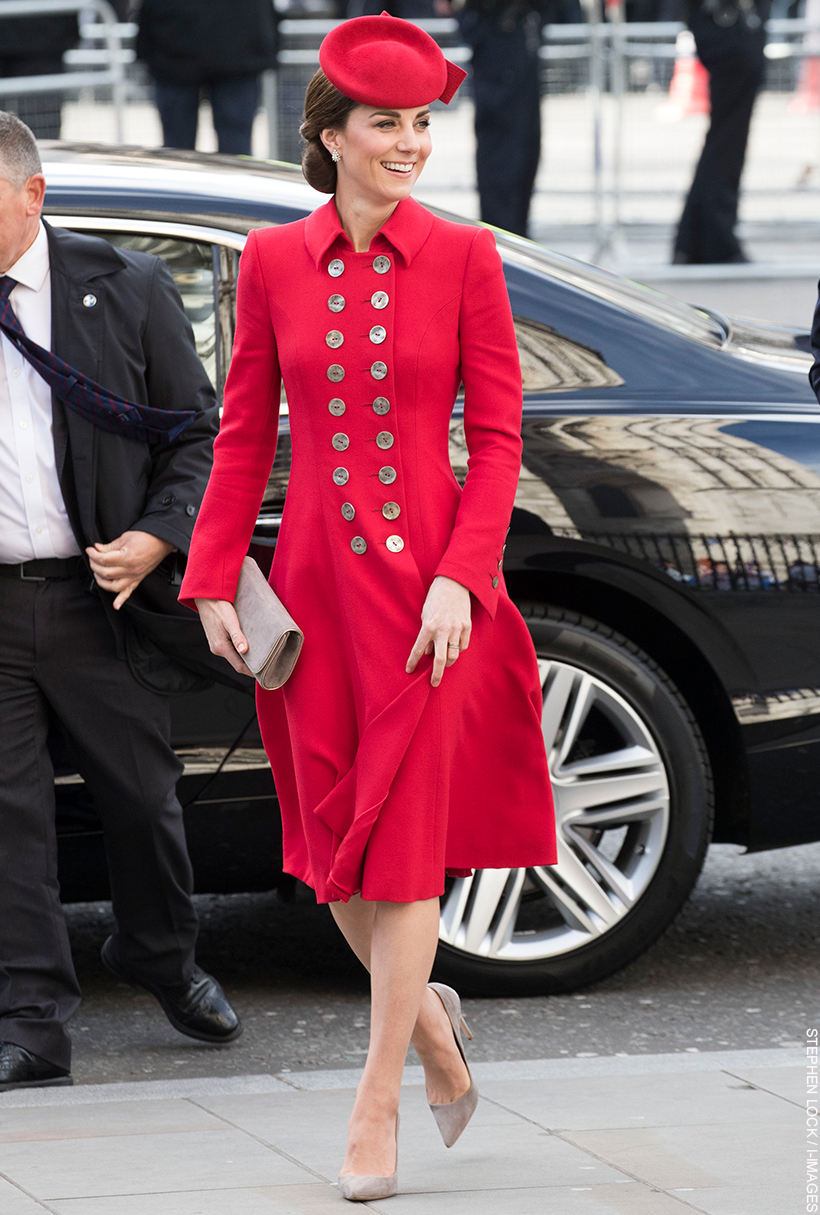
[337,1115,399,1202]
[427,983,479,1147]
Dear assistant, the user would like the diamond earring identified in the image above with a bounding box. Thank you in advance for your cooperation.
[331,149,340,163]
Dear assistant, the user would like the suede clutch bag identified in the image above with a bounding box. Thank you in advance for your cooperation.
[234,557,304,690]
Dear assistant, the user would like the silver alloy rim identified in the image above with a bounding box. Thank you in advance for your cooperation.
[439,657,671,963]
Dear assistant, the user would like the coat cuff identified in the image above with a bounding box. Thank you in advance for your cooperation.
[130,517,189,553]
[434,558,502,621]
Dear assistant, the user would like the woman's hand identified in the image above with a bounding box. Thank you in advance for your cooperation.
[406,575,471,687]
[195,598,254,677]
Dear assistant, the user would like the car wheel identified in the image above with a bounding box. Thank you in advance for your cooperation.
[434,603,714,996]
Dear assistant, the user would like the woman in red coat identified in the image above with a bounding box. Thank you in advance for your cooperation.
[181,13,557,1200]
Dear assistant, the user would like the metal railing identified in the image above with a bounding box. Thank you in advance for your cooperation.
[0,0,126,140]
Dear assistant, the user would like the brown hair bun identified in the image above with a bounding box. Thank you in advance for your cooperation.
[300,69,358,194]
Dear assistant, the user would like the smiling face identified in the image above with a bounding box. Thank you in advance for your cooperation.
[322,103,432,208]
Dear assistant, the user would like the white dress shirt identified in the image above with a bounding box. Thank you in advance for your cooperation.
[0,221,81,563]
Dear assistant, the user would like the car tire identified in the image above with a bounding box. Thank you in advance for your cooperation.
[433,603,715,996]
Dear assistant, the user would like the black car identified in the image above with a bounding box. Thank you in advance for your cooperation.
[46,145,820,996]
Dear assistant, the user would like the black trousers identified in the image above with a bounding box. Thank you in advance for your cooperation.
[0,570,198,1070]
[459,9,542,239]
[674,15,766,264]
[154,76,261,156]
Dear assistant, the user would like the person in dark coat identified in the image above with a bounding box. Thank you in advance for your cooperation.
[456,0,545,239]
[137,0,278,156]
[0,9,79,139]
[673,0,771,264]
[0,112,241,1093]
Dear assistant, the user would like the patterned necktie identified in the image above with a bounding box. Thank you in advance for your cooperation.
[0,275,195,444]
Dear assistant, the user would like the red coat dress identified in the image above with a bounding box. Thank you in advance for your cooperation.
[180,196,557,903]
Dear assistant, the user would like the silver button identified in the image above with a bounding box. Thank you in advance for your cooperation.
[382,502,400,520]
[328,258,345,277]
[386,535,404,553]
[328,398,346,416]
[82,293,97,308]
[376,431,394,450]
[370,361,388,380]
[372,397,390,415]
[328,294,345,312]
[369,326,387,345]
[351,536,367,555]
[378,466,397,484]
[498,559,503,571]
[371,291,389,309]
[341,502,355,521]
[372,255,391,274]
[333,467,349,485]
[326,330,344,349]
[327,364,345,382]
[332,433,350,451]
[492,576,499,588]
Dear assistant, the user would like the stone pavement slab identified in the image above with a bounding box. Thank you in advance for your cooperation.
[367,1182,695,1214]
[563,1110,795,1190]
[0,1176,48,1215]
[0,1125,315,1201]
[482,1067,791,1130]
[0,1048,804,1214]
[50,1185,344,1215]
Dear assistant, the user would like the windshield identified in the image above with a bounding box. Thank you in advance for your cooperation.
[495,232,727,350]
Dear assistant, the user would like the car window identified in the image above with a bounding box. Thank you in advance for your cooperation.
[78,232,218,388]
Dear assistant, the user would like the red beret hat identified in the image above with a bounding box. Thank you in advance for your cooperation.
[319,12,467,109]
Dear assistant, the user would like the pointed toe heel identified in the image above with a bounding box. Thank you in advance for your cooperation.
[337,1113,399,1202]
[427,982,479,1148]
[337,1173,399,1202]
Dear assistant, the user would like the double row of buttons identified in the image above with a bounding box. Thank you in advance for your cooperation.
[326,252,402,556]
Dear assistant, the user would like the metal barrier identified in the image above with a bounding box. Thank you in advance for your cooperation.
[0,0,126,141]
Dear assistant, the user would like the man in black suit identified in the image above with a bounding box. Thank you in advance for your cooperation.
[0,112,241,1093]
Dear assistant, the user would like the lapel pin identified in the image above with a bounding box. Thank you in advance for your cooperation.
[82,293,97,308]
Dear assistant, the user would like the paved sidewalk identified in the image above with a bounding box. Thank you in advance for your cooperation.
[0,1046,802,1214]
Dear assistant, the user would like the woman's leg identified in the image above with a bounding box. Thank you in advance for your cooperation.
[330,897,471,1176]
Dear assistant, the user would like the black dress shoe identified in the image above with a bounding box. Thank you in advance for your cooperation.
[0,1042,72,1092]
[100,937,242,1044]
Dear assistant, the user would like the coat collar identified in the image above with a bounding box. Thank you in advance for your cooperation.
[304,196,434,270]
[44,219,127,282]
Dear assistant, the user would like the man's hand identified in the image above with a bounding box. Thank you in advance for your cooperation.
[86,530,175,610]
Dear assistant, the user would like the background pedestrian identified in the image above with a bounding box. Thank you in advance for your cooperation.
[456,0,547,238]
[137,0,278,156]
[673,0,771,263]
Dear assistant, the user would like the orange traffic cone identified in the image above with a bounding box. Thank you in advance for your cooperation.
[790,56,820,114]
[656,30,711,123]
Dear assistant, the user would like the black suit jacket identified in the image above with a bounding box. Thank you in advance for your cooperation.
[810,286,820,405]
[46,223,246,694]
